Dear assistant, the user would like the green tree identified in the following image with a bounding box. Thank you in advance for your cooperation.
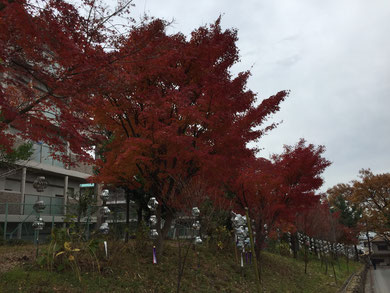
[328,183,361,229]
[0,142,33,177]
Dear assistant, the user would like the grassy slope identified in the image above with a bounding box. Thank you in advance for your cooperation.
[0,241,362,293]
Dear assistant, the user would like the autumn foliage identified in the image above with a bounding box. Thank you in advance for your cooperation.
[327,169,390,245]
[0,0,131,162]
[232,140,330,249]
[2,1,334,254]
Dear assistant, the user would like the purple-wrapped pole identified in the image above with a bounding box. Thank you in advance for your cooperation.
[153,246,157,264]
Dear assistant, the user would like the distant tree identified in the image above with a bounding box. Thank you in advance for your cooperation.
[350,169,390,244]
[0,142,33,172]
[0,142,33,187]
[233,140,331,255]
[328,183,361,229]
[327,183,361,252]
[70,188,96,228]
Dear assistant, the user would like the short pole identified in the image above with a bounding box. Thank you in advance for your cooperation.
[234,235,239,265]
[245,207,261,293]
[36,229,40,258]
[3,203,8,241]
[86,207,91,240]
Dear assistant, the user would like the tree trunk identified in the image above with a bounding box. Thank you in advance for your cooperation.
[291,233,298,259]
[304,244,308,274]
[366,230,372,256]
[137,205,143,227]
[155,207,174,260]
[354,244,359,261]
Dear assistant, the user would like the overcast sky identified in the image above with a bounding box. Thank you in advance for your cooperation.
[120,0,390,191]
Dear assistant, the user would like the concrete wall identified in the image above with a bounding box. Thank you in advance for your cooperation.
[1,168,84,204]
[69,161,93,175]
[0,175,5,190]
[68,153,94,175]
[2,170,80,197]
[0,191,22,214]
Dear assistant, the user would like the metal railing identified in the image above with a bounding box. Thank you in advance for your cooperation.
[0,202,99,242]
[1,202,198,243]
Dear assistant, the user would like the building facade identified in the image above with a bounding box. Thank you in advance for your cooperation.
[0,141,95,240]
[370,236,390,266]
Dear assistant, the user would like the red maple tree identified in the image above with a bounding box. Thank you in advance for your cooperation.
[233,139,331,252]
[0,0,131,163]
[91,18,288,253]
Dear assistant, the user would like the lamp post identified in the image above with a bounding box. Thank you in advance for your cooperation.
[99,189,110,258]
[232,209,261,292]
[99,189,110,235]
[32,176,48,258]
[191,206,202,269]
[192,207,202,244]
[148,196,159,264]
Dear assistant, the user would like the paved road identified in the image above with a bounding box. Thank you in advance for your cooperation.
[366,267,390,293]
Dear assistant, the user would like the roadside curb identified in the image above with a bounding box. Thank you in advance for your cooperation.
[338,264,368,293]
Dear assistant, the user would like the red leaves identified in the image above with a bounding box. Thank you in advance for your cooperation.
[0,0,115,162]
[91,17,291,213]
[2,2,332,239]
[231,140,330,248]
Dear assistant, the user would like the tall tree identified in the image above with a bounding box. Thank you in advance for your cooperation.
[91,18,288,255]
[233,139,331,253]
[0,0,132,163]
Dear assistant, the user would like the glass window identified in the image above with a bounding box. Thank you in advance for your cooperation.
[41,145,52,166]
[53,157,64,168]
[31,143,42,163]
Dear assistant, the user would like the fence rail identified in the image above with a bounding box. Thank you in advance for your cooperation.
[0,202,100,242]
[1,202,199,243]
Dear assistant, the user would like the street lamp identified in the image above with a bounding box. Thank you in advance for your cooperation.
[192,206,202,245]
[191,206,202,269]
[147,197,159,212]
[101,189,110,203]
[148,196,159,264]
[99,189,110,235]
[98,189,111,258]
[33,176,48,193]
[32,217,45,230]
[32,176,48,258]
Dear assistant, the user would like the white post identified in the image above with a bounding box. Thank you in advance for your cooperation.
[18,167,27,239]
[20,167,26,214]
[63,175,69,215]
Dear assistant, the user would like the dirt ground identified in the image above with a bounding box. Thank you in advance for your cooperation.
[0,245,35,274]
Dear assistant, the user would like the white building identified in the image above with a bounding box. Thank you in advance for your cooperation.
[0,141,95,240]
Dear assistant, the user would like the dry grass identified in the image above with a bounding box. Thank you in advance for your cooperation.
[0,240,362,292]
